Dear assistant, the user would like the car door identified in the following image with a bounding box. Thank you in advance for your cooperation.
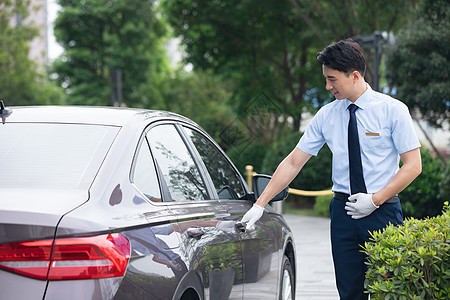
[145,122,244,300]
[112,134,189,300]
[182,125,282,300]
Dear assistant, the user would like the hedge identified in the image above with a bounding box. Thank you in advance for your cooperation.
[261,131,332,191]
[400,148,449,218]
[363,202,450,299]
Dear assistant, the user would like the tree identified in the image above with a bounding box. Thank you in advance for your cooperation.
[385,0,450,128]
[52,0,168,106]
[162,0,326,141]
[400,148,449,218]
[138,69,236,150]
[0,0,64,105]
[288,0,416,87]
[52,0,240,152]
[161,0,416,145]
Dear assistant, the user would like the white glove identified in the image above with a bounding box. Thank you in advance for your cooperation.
[345,193,379,219]
[241,204,264,229]
[216,220,235,233]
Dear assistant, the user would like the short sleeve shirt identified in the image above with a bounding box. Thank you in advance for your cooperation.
[297,84,421,195]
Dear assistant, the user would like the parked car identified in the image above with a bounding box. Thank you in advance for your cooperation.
[0,103,296,300]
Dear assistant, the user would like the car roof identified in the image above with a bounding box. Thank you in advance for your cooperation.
[4,106,184,126]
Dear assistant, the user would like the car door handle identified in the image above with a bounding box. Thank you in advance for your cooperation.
[186,227,205,239]
[234,221,246,233]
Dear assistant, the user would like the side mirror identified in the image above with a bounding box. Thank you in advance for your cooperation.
[252,174,289,202]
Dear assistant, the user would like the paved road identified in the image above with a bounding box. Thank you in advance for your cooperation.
[282,214,339,300]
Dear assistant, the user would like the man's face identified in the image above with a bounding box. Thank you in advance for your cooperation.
[322,65,359,102]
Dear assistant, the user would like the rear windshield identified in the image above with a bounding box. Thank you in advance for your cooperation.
[0,123,119,189]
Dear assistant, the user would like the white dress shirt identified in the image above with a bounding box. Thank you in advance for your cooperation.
[297,84,421,195]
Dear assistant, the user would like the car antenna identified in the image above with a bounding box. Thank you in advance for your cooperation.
[0,100,13,124]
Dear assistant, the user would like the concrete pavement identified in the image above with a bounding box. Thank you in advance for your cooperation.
[282,214,339,300]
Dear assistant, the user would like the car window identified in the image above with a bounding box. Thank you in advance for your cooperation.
[183,127,246,199]
[0,123,119,189]
[146,124,208,202]
[131,137,162,202]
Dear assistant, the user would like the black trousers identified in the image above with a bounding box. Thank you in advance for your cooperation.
[329,198,403,299]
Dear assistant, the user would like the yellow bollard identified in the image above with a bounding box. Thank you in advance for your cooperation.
[245,165,332,196]
[245,165,256,190]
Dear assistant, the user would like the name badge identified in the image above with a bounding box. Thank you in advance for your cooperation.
[365,132,380,136]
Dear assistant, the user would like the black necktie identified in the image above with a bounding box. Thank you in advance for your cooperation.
[348,104,367,194]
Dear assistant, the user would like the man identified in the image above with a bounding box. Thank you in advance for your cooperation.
[242,39,422,299]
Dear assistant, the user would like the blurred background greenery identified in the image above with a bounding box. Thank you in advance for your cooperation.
[1,0,448,218]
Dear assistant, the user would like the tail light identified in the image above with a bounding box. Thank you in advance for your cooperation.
[0,233,130,280]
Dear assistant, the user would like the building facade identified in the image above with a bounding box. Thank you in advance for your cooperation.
[9,0,48,70]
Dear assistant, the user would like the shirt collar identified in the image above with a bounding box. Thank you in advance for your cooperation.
[345,83,372,110]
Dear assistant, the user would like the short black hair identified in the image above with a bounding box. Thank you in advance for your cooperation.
[317,39,366,77]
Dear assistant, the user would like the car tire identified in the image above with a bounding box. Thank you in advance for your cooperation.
[279,255,295,300]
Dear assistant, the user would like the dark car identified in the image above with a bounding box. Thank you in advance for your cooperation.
[0,104,296,300]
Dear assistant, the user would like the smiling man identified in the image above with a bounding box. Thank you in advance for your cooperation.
[242,39,422,299]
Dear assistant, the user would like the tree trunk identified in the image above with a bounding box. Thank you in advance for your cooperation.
[413,116,447,165]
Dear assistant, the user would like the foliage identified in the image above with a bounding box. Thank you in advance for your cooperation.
[139,69,236,150]
[400,148,449,218]
[295,0,414,39]
[226,141,270,178]
[297,144,332,191]
[52,0,168,106]
[161,0,415,143]
[204,243,241,275]
[0,0,65,105]
[364,202,450,299]
[288,0,416,86]
[313,193,333,217]
[52,1,235,143]
[260,131,332,192]
[227,129,332,208]
[161,0,326,136]
[116,273,178,299]
[385,0,450,127]
[438,163,450,202]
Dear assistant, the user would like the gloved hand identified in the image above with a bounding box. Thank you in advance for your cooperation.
[216,220,235,233]
[345,193,379,219]
[241,204,264,229]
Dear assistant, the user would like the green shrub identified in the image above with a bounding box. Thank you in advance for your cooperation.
[313,193,333,217]
[363,203,450,299]
[226,141,270,177]
[258,131,332,208]
[400,148,449,218]
[438,163,450,202]
[260,131,332,191]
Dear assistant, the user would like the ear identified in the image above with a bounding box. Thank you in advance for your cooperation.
[351,70,361,83]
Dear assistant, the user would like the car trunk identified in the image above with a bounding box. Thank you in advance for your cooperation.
[0,188,89,244]
[0,188,89,299]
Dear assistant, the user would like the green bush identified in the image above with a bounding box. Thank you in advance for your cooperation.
[260,131,332,191]
[313,193,333,217]
[363,203,450,299]
[400,148,449,218]
[438,163,450,202]
[226,140,270,177]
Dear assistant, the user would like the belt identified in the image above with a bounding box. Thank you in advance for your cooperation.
[333,192,399,204]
